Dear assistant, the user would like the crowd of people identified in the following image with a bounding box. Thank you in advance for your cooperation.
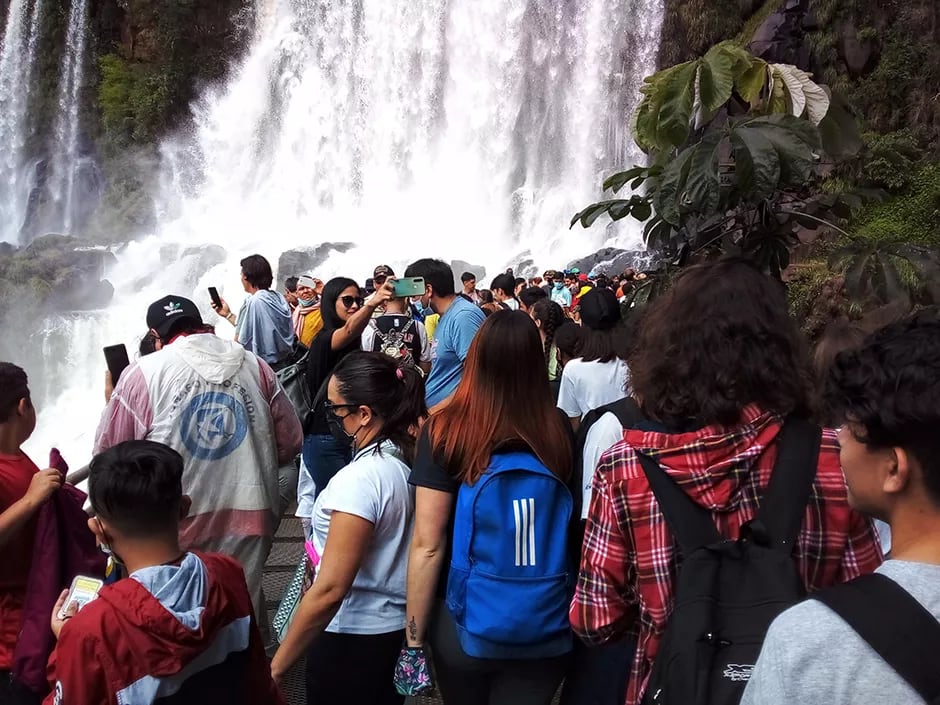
[1,252,938,705]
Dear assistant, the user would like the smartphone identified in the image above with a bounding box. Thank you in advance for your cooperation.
[393,276,425,298]
[208,286,222,308]
[103,344,130,385]
[58,575,104,619]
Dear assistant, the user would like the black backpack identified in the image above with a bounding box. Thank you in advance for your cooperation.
[814,573,940,704]
[639,417,821,705]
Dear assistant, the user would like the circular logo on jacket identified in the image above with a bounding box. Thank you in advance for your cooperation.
[180,391,248,460]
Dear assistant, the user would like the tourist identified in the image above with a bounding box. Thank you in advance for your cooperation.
[518,285,548,314]
[401,310,573,705]
[362,289,431,375]
[212,254,295,368]
[514,277,527,297]
[403,259,485,413]
[284,275,299,311]
[94,295,303,629]
[529,298,565,398]
[373,264,394,289]
[551,277,572,308]
[299,277,395,515]
[477,289,494,306]
[460,272,481,305]
[743,313,940,705]
[0,363,63,705]
[272,353,427,705]
[570,259,883,705]
[292,274,324,348]
[490,273,519,311]
[557,288,631,432]
[553,321,581,370]
[46,440,281,705]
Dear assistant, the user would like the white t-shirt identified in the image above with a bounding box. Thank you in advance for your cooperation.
[580,412,625,519]
[311,439,415,635]
[557,358,631,419]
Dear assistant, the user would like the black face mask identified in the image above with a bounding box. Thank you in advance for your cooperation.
[327,412,358,448]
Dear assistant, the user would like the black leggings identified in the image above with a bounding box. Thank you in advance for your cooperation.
[306,629,405,705]
[429,601,568,705]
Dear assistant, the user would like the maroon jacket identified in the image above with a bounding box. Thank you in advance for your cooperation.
[44,552,282,705]
[13,482,105,695]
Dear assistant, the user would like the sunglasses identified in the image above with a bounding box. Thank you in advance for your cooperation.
[323,400,359,419]
[340,295,365,308]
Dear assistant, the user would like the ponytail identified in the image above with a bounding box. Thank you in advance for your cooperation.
[330,352,428,463]
[532,299,564,370]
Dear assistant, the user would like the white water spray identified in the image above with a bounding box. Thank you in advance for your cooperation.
[26,0,664,464]
[49,0,90,234]
[0,0,45,244]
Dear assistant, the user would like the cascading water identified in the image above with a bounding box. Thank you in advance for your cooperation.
[24,0,664,464]
[0,0,45,245]
[49,0,90,234]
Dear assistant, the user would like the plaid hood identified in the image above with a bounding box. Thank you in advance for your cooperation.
[624,404,783,513]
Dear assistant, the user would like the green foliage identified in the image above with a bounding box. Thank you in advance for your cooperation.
[855,164,940,246]
[658,0,747,67]
[735,0,784,45]
[860,129,922,191]
[633,43,833,154]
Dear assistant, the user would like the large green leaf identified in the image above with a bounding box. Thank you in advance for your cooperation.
[699,45,735,116]
[570,199,632,228]
[654,61,699,149]
[603,166,648,193]
[729,124,780,200]
[742,114,820,184]
[635,62,691,152]
[816,87,863,161]
[735,58,768,107]
[653,147,696,225]
[683,130,723,215]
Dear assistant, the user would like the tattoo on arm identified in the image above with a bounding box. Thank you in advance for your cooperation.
[408,617,418,642]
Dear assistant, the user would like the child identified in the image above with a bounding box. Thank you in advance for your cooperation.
[0,363,61,705]
[45,440,282,705]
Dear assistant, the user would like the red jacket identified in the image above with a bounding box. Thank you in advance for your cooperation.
[44,552,283,705]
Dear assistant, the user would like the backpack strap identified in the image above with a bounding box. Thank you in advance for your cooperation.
[753,417,821,551]
[637,452,722,554]
[814,573,940,704]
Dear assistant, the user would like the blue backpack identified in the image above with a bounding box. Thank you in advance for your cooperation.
[446,451,574,659]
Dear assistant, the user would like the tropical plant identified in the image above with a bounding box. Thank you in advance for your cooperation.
[572,41,868,280]
[829,241,940,306]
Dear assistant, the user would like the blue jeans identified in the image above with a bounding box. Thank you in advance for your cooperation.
[301,434,351,500]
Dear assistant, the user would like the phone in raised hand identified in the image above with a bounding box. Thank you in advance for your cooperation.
[103,344,130,385]
[208,287,222,308]
[393,277,426,298]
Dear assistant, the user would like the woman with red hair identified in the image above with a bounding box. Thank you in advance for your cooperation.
[398,310,573,705]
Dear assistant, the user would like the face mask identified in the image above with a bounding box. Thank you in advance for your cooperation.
[95,519,125,566]
[298,296,317,307]
[327,411,363,449]
[554,282,564,290]
[410,297,429,316]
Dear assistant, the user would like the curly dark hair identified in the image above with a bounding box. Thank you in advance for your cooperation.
[825,312,940,504]
[629,258,813,427]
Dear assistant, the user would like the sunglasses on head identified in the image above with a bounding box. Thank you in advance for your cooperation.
[340,295,365,308]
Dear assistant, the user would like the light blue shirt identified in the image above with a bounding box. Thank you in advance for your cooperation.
[551,286,572,307]
[425,296,485,408]
[237,289,294,364]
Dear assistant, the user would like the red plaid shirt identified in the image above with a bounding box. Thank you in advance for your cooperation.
[569,406,882,705]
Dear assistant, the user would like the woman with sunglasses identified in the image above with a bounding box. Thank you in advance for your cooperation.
[299,277,394,521]
[272,352,427,705]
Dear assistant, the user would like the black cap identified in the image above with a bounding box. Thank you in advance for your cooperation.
[147,295,203,338]
[579,288,621,330]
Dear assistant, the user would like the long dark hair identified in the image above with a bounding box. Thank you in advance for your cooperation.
[426,310,572,484]
[319,277,359,330]
[629,258,813,427]
[530,299,565,369]
[331,352,427,463]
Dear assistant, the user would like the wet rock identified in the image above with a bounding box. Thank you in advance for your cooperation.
[567,248,653,276]
[838,20,879,77]
[450,260,487,291]
[277,243,355,279]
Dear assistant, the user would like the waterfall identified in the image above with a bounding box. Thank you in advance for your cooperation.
[0,0,45,245]
[25,0,665,464]
[50,0,90,235]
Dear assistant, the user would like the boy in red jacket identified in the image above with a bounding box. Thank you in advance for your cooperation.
[45,440,282,705]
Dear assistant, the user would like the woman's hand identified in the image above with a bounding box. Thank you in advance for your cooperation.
[50,588,77,640]
[104,370,114,404]
[366,281,395,309]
